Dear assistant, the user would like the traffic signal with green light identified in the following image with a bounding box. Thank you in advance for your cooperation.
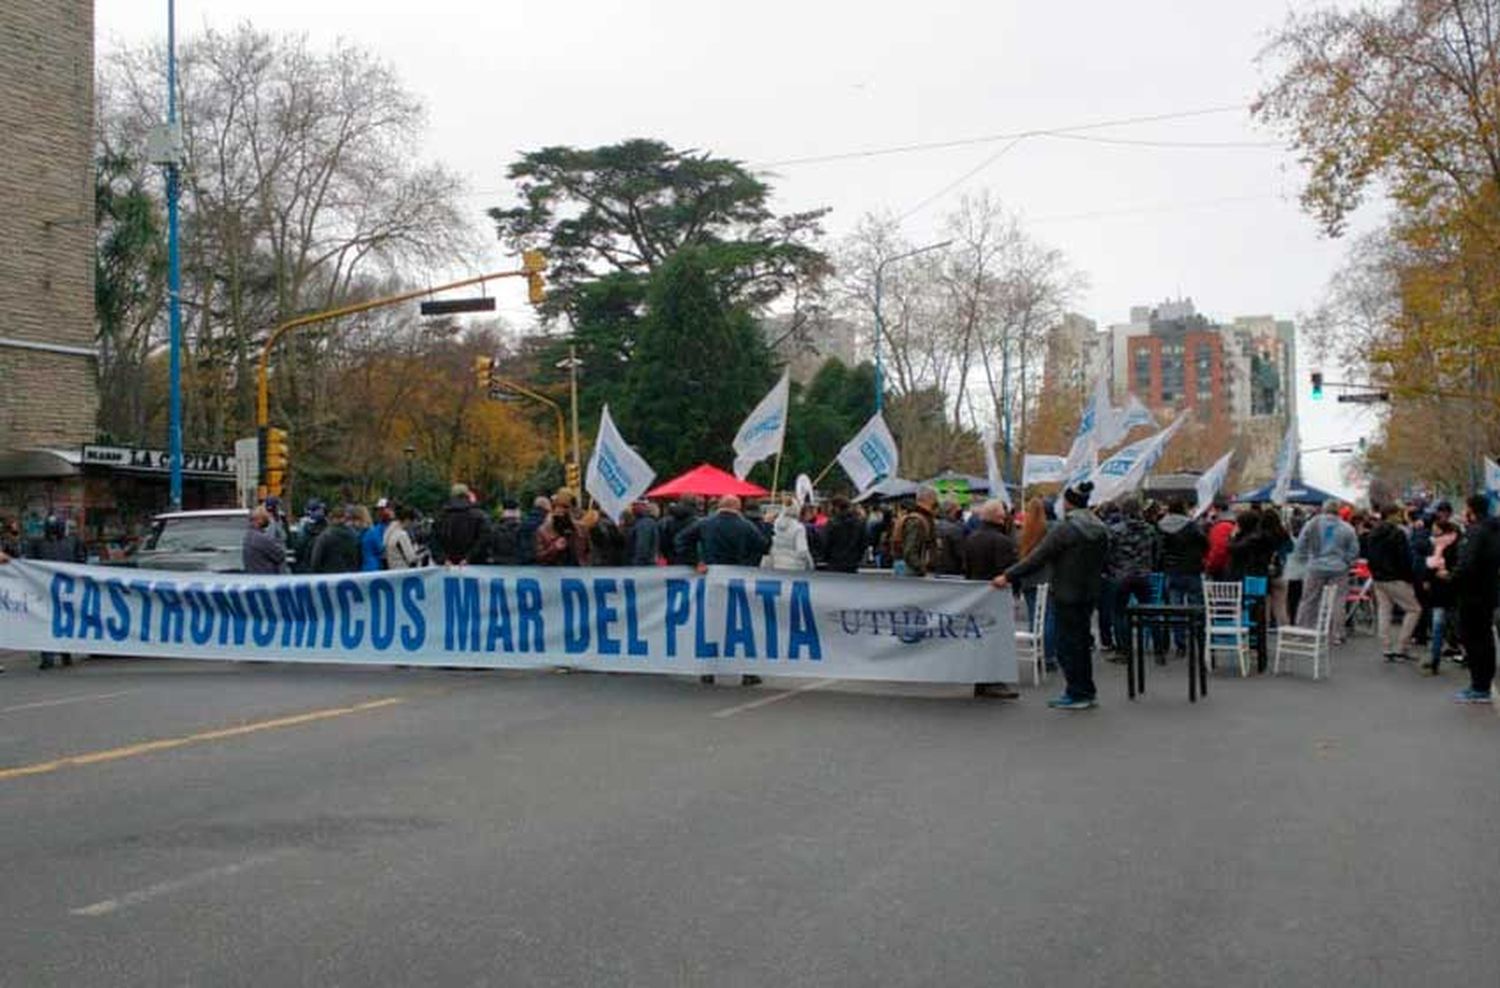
[1311,371,1324,400]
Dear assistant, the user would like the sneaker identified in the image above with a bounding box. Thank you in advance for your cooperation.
[1047,694,1097,711]
[1451,687,1493,704]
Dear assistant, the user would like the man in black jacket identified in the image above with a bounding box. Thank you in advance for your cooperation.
[310,505,362,574]
[821,496,867,573]
[1367,506,1422,660]
[1158,498,1208,654]
[25,516,87,669]
[963,500,1020,700]
[433,484,490,564]
[993,482,1110,711]
[628,501,660,566]
[1452,494,1500,703]
[659,497,702,566]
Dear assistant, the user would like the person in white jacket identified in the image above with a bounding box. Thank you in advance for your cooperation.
[384,506,423,569]
[764,502,815,571]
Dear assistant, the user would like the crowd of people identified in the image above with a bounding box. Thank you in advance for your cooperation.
[3,480,1498,713]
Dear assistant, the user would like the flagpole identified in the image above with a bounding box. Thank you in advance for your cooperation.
[811,454,840,489]
[770,449,784,502]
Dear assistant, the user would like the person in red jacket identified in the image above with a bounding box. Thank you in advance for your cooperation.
[1203,496,1235,579]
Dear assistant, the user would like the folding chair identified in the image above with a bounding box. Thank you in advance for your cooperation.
[1274,583,1339,679]
[1202,578,1251,678]
[1015,583,1049,687]
[1344,570,1376,637]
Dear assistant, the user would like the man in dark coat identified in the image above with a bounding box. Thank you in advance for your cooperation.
[432,483,490,564]
[675,495,770,686]
[629,501,661,566]
[516,496,549,565]
[26,516,87,669]
[821,496,867,573]
[242,507,286,575]
[658,497,702,566]
[1453,494,1500,703]
[993,482,1111,711]
[963,499,1020,700]
[309,505,362,574]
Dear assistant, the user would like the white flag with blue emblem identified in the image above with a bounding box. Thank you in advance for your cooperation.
[838,412,900,495]
[1021,454,1068,488]
[1089,415,1184,505]
[1193,450,1234,519]
[1065,376,1125,474]
[1120,393,1157,432]
[585,405,656,522]
[732,371,790,480]
[1270,422,1299,506]
[983,430,1010,510]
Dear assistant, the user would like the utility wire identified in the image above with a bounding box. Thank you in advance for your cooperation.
[757,104,1249,168]
[896,136,1026,222]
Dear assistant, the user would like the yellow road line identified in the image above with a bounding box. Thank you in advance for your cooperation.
[0,696,404,783]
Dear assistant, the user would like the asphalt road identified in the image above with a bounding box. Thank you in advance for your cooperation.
[0,637,1496,987]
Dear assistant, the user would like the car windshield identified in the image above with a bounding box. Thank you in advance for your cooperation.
[145,516,246,553]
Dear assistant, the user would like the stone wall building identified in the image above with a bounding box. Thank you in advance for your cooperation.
[0,1,99,534]
[0,0,98,449]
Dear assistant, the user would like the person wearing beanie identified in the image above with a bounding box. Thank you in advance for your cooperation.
[993,482,1111,710]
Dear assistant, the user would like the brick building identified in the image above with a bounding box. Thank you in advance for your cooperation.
[0,0,98,447]
[0,1,100,535]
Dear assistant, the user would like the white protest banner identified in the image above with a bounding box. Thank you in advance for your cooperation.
[0,561,1015,684]
[1089,415,1184,505]
[838,412,900,495]
[1270,422,1299,506]
[732,371,790,480]
[1120,393,1157,432]
[1022,454,1067,488]
[1193,450,1234,519]
[982,430,1009,510]
[585,405,656,521]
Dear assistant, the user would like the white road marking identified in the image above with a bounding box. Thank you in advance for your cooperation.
[1,690,138,714]
[69,852,285,917]
[711,678,837,718]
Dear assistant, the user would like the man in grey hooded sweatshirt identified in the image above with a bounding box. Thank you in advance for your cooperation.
[994,481,1111,710]
[1292,499,1360,643]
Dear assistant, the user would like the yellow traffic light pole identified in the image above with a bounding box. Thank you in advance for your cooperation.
[255,255,546,497]
[493,378,568,466]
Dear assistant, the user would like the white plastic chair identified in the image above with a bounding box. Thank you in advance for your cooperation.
[1202,578,1251,677]
[1015,583,1049,686]
[1274,584,1339,680]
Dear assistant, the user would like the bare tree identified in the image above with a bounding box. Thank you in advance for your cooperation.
[97,26,479,448]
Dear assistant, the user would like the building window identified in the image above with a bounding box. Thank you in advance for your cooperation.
[1161,344,1184,404]
[1195,345,1214,400]
[1134,348,1151,394]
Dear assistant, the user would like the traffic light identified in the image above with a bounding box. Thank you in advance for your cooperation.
[1311,371,1324,400]
[474,355,494,390]
[565,460,580,493]
[523,249,546,305]
[265,426,290,498]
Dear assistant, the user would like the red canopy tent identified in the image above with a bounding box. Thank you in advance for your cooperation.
[646,464,769,499]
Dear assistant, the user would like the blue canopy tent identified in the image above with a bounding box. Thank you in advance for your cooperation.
[1233,480,1340,506]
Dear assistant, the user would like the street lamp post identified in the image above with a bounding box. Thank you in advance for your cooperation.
[873,239,952,413]
[165,0,183,509]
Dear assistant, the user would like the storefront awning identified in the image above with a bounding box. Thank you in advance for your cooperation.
[0,447,82,480]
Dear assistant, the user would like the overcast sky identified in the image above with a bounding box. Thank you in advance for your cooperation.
[98,0,1380,496]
